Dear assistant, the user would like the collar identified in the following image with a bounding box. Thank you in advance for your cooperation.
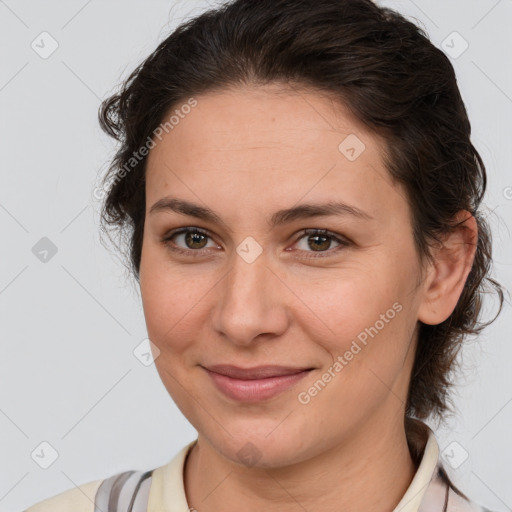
[393,419,441,512]
[147,421,444,512]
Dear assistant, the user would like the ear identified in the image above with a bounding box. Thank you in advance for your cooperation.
[417,210,478,325]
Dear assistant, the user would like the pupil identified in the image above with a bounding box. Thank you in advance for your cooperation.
[309,235,330,251]
[183,232,331,251]
[186,231,207,249]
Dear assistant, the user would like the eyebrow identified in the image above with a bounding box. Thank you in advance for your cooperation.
[149,197,373,228]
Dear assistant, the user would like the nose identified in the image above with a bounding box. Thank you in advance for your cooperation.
[211,247,290,347]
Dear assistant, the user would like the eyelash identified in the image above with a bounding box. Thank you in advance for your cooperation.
[161,227,350,259]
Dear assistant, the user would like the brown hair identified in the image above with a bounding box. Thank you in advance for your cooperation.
[97,0,504,421]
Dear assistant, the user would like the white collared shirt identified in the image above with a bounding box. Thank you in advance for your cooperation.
[25,421,493,512]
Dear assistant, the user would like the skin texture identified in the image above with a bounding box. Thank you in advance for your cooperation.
[139,83,477,512]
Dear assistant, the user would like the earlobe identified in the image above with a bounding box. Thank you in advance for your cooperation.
[417,211,478,326]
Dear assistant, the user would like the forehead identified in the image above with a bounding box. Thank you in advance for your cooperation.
[144,84,403,225]
[149,83,381,162]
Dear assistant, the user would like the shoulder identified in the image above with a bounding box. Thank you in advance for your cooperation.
[438,466,497,512]
[418,461,497,512]
[447,487,496,512]
[23,478,103,512]
[23,469,153,512]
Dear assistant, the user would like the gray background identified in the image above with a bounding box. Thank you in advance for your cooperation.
[0,1,511,511]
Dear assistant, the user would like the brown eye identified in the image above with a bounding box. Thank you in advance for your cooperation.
[162,227,218,256]
[183,230,208,249]
[306,233,331,251]
[293,229,350,258]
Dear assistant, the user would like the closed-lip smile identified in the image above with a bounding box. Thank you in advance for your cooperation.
[202,364,314,402]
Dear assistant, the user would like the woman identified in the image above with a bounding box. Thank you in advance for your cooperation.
[25,0,504,510]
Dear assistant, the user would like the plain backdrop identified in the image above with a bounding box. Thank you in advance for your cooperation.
[0,1,511,511]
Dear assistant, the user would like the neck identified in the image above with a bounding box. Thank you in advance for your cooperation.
[184,413,420,512]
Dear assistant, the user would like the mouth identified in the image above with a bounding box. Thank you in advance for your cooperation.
[202,364,314,402]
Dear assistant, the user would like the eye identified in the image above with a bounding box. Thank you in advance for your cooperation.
[291,229,350,258]
[162,227,350,259]
[162,227,219,257]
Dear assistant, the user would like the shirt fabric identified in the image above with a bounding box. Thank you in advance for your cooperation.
[24,420,493,512]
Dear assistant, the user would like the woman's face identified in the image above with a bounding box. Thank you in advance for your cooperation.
[140,84,429,467]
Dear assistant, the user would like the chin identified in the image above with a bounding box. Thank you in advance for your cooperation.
[200,418,319,469]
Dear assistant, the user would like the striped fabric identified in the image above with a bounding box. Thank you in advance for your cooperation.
[23,421,497,512]
[93,470,152,512]
[86,459,493,512]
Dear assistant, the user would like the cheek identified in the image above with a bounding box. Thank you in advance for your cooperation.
[140,257,200,409]
[298,278,415,421]
[139,245,201,352]
[306,254,419,367]
[141,279,200,353]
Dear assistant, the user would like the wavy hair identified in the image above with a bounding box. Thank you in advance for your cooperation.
[97,0,504,421]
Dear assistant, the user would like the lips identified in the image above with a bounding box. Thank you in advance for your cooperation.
[202,364,314,402]
[205,364,313,379]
